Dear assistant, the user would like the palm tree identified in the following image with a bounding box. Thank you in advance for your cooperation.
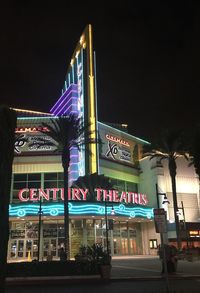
[143,129,188,250]
[71,172,113,201]
[29,114,99,259]
[0,106,17,293]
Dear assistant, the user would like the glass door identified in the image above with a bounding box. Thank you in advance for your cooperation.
[121,237,128,254]
[43,238,57,260]
[9,239,25,260]
[26,239,33,259]
[17,240,24,258]
[9,240,17,260]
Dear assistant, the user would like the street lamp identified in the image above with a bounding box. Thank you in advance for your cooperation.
[155,184,170,291]
[156,184,170,209]
[156,184,182,250]
[155,183,171,245]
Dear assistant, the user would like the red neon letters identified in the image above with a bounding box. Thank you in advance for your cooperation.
[18,188,148,205]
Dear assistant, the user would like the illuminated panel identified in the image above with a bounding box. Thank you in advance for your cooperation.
[50,48,85,186]
[13,108,53,116]
[50,84,79,116]
[9,203,154,219]
[88,25,97,173]
[50,24,98,182]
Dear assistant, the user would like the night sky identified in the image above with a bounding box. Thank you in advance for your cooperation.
[0,2,198,141]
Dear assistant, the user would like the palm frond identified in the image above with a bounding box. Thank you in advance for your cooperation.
[27,114,100,162]
[71,173,113,201]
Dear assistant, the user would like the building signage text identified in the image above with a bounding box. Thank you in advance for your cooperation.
[15,127,49,133]
[18,188,148,205]
[105,134,130,147]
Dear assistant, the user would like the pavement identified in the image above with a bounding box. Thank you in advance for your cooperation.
[5,255,200,286]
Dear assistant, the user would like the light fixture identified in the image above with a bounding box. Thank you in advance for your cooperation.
[162,194,170,205]
[111,206,115,215]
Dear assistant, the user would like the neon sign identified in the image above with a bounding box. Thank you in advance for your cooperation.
[18,188,148,205]
[105,141,131,163]
[9,203,153,219]
[189,231,199,236]
[14,134,55,154]
[106,134,130,147]
[15,127,49,133]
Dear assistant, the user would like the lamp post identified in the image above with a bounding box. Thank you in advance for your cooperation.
[156,184,170,209]
[104,199,115,255]
[105,198,109,255]
[177,201,189,248]
[155,184,170,292]
[37,198,43,261]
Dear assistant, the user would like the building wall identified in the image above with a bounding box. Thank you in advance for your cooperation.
[139,156,200,245]
[13,155,62,174]
[141,222,160,255]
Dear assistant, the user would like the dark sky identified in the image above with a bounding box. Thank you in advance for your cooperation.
[0,1,198,141]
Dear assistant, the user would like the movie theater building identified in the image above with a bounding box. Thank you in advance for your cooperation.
[9,112,157,261]
[7,24,200,261]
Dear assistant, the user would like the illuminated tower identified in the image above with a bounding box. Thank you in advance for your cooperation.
[50,24,98,185]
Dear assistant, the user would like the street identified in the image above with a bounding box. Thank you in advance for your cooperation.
[5,256,200,293]
[5,279,200,293]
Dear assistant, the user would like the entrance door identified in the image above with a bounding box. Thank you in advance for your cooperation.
[43,238,57,259]
[26,239,38,260]
[113,238,121,254]
[9,239,38,261]
[9,239,21,260]
[121,237,128,254]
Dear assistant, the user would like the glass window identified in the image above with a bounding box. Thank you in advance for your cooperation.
[28,174,41,181]
[28,181,40,188]
[109,178,139,193]
[12,189,29,203]
[57,181,64,188]
[11,172,63,203]
[149,239,158,249]
[44,173,63,190]
[58,227,64,238]
[44,173,57,180]
[58,173,64,180]
[14,174,27,181]
[14,182,27,189]
[44,181,57,189]
[110,178,118,188]
[126,182,137,192]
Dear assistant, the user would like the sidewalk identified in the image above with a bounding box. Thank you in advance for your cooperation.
[6,256,200,286]
[111,255,200,279]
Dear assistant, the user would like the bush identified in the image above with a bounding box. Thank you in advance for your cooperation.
[75,244,111,267]
[6,260,99,277]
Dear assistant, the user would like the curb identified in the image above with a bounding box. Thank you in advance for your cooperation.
[6,275,108,286]
[111,275,200,282]
[6,274,200,286]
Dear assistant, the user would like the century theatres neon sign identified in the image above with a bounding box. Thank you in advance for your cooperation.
[18,188,148,205]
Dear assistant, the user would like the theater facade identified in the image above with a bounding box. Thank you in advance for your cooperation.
[7,25,200,262]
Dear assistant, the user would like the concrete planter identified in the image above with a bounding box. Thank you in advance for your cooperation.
[99,264,111,279]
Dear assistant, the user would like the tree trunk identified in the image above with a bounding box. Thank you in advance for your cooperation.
[0,174,11,292]
[63,166,70,259]
[0,107,16,293]
[169,158,181,250]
